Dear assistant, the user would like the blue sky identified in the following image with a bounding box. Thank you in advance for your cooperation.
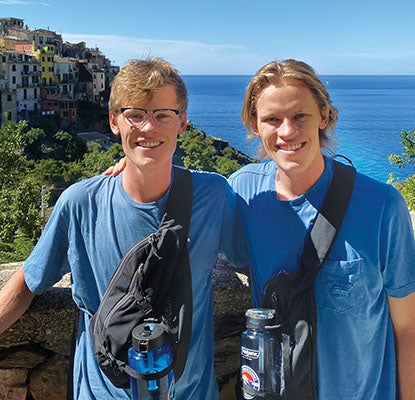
[1,0,414,75]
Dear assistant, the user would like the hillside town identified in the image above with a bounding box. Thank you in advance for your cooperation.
[0,17,119,125]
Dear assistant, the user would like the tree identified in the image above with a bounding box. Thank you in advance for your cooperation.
[178,128,217,171]
[176,123,256,175]
[215,148,243,177]
[389,130,415,167]
[0,120,27,187]
[388,130,415,210]
[0,121,43,261]
[107,142,125,160]
[54,130,79,161]
[22,127,46,160]
[81,149,116,177]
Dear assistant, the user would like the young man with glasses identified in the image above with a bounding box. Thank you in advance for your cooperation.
[0,58,247,399]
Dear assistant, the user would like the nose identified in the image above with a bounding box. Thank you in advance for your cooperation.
[278,118,296,138]
[137,114,158,131]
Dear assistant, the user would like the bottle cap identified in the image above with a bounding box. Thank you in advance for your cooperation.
[131,322,165,353]
[245,308,276,329]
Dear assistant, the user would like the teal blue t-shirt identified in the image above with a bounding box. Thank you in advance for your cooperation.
[229,157,415,400]
[24,168,247,400]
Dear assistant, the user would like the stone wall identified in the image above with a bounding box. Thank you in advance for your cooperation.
[0,257,251,400]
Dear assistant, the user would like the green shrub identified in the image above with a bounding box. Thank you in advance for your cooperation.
[389,130,415,210]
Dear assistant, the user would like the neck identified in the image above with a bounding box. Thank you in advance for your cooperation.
[275,157,325,200]
[122,161,172,203]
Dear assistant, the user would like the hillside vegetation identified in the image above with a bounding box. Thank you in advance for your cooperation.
[388,129,415,210]
[0,117,255,263]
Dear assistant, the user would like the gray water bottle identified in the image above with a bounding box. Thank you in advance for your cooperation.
[240,308,281,399]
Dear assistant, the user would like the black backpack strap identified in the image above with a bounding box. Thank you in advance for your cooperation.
[159,166,193,381]
[300,159,356,276]
[164,166,193,235]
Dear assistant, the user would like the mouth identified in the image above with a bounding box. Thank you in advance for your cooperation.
[277,142,305,151]
[137,141,162,148]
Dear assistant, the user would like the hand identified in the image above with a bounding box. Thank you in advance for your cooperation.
[103,157,127,177]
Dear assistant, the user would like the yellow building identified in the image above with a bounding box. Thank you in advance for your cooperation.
[34,44,57,86]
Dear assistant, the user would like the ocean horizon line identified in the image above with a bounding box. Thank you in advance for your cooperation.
[182,73,415,77]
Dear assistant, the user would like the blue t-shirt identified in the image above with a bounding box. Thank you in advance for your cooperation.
[24,168,247,400]
[229,157,415,400]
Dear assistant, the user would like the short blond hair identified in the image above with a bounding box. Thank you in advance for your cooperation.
[109,58,188,114]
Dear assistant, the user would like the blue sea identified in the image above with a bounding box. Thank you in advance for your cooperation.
[183,75,415,183]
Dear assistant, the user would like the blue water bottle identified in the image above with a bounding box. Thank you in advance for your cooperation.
[128,322,176,400]
[240,308,281,399]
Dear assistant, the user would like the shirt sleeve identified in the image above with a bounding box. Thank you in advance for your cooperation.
[381,185,415,298]
[219,180,249,268]
[23,188,72,295]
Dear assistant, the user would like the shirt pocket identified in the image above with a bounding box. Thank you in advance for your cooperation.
[314,258,364,313]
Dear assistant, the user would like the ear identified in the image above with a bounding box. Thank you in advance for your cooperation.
[251,118,260,137]
[177,111,188,136]
[109,112,120,135]
[319,108,330,130]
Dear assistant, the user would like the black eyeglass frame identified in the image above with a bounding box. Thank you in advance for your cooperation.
[119,107,181,115]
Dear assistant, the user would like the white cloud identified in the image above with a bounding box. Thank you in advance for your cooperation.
[62,33,260,74]
[0,0,30,4]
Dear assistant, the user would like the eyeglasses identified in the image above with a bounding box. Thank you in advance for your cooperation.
[119,107,181,129]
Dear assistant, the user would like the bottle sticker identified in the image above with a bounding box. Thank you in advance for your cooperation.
[241,346,260,361]
[243,389,256,399]
[241,365,260,394]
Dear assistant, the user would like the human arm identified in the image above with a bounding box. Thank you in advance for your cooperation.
[388,292,415,400]
[0,266,35,334]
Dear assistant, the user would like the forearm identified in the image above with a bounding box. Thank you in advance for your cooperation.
[395,329,415,399]
[0,266,35,334]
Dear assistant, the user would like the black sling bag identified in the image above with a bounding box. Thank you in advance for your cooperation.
[260,160,356,400]
[89,166,193,389]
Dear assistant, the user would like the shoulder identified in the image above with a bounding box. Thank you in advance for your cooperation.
[229,160,273,182]
[187,168,231,193]
[330,158,400,209]
[228,161,274,199]
[181,168,237,213]
[353,170,404,207]
[57,174,117,208]
[347,169,412,232]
